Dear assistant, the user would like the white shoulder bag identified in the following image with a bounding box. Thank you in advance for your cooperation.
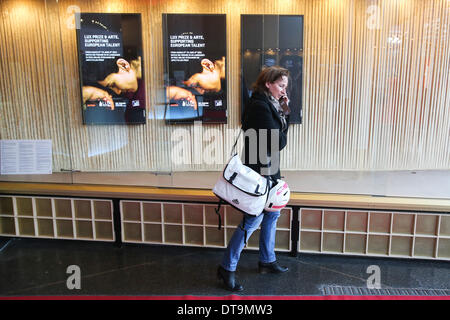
[213,153,269,216]
[212,130,271,239]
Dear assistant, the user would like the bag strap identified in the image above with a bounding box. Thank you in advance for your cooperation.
[215,199,224,230]
[240,215,248,246]
[230,129,242,156]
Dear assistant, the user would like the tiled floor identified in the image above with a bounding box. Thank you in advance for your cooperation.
[0,237,449,297]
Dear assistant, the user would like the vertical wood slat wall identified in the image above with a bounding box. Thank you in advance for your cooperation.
[0,0,449,173]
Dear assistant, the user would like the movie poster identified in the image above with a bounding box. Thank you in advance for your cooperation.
[76,13,146,125]
[241,15,304,124]
[159,14,227,124]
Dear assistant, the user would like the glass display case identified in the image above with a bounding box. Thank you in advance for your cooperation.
[0,0,449,260]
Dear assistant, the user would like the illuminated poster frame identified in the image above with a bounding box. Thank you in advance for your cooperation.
[161,14,227,124]
[76,13,146,125]
[241,15,304,124]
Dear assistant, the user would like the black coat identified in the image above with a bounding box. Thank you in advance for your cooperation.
[241,91,290,180]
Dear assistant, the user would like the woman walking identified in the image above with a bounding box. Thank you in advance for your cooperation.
[218,66,291,291]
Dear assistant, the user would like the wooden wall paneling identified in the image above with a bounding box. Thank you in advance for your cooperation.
[0,0,72,171]
[0,0,449,175]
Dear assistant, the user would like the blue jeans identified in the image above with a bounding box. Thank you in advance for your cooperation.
[221,210,280,272]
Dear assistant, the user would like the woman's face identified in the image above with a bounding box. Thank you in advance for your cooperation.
[265,75,288,100]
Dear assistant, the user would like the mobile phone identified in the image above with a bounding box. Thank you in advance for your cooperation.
[279,96,291,115]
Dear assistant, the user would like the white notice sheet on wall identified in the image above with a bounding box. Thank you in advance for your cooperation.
[0,140,52,175]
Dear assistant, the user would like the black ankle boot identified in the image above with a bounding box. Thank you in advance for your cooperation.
[258,261,289,274]
[217,266,244,292]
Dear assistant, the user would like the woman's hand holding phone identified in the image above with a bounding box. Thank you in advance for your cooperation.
[279,95,290,115]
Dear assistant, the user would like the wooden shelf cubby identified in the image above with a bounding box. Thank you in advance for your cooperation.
[120,200,291,252]
[298,208,450,260]
[0,195,114,242]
